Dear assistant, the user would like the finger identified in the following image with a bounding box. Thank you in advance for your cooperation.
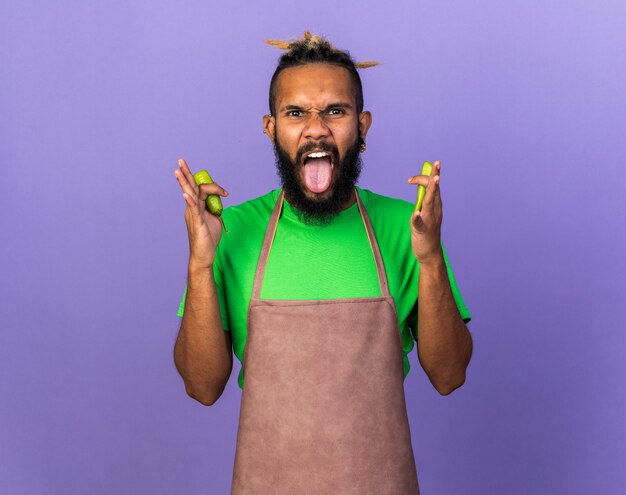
[182,193,203,226]
[177,158,199,192]
[407,159,439,185]
[207,182,229,196]
[433,160,441,178]
[426,160,441,185]
[422,162,441,211]
[406,175,429,186]
[433,160,442,203]
[182,192,197,208]
[423,176,439,210]
[433,162,443,211]
[198,183,229,202]
[179,158,230,198]
[434,177,443,206]
[174,168,197,197]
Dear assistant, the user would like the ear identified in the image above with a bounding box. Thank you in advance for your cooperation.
[262,114,276,144]
[358,111,372,141]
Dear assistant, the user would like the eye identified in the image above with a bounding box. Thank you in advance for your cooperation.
[327,108,344,116]
[287,110,304,117]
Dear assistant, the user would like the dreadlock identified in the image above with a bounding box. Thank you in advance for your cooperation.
[266,31,379,116]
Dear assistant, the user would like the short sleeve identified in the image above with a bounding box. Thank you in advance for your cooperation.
[176,285,187,318]
[175,248,231,332]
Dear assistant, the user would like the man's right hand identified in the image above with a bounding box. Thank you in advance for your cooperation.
[174,158,229,270]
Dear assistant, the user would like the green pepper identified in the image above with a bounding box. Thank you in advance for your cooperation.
[193,170,229,233]
[414,161,433,212]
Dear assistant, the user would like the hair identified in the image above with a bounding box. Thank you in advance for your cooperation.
[266,31,379,116]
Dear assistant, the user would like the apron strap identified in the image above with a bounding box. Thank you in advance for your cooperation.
[251,188,391,300]
[354,189,391,298]
[251,190,285,300]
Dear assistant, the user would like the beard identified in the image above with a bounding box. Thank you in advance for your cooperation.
[273,135,363,225]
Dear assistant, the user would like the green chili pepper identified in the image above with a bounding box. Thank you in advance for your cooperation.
[193,170,229,233]
[414,161,433,212]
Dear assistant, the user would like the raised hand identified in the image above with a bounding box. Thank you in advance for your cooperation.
[406,160,444,265]
[174,158,229,270]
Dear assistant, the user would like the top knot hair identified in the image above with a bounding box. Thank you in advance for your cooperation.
[266,30,322,50]
[266,31,380,69]
[266,31,379,115]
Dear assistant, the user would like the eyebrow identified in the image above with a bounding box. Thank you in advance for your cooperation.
[280,102,354,112]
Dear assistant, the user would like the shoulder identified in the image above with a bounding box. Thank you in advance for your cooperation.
[221,189,278,226]
[357,187,413,228]
[356,187,419,295]
[216,189,278,258]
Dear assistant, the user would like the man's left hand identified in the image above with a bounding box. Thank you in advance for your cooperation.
[407,160,444,265]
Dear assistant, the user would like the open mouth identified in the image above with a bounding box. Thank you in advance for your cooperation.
[302,150,334,194]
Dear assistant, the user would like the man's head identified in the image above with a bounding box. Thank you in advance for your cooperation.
[262,33,374,224]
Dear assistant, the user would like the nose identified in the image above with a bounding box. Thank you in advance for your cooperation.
[303,111,331,141]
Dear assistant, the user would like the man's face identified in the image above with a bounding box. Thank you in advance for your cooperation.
[263,63,372,223]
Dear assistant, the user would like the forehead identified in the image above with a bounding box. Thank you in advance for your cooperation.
[275,63,355,109]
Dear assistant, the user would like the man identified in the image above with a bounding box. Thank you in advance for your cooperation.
[173,31,472,494]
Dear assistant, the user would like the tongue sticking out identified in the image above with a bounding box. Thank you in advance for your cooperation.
[303,157,333,193]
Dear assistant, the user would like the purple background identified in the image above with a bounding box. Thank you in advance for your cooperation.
[1,1,625,493]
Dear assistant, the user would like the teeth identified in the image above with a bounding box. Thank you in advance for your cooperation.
[307,151,329,158]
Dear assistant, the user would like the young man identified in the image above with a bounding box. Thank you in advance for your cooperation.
[173,32,472,494]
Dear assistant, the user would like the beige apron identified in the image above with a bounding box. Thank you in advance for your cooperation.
[231,189,420,494]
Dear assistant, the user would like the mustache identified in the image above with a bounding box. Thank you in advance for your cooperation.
[295,141,339,165]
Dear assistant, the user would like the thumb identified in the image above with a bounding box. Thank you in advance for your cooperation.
[411,210,426,233]
[411,210,421,224]
[198,183,228,202]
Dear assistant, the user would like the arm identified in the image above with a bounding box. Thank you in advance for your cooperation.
[407,159,472,395]
[172,158,232,406]
[174,265,233,406]
[416,255,472,395]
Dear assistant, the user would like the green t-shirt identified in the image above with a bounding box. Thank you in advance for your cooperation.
[178,187,471,390]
